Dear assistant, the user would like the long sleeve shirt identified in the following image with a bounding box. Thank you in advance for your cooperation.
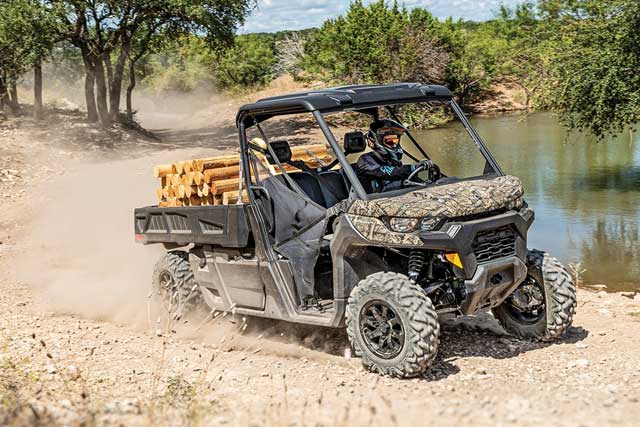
[356,152,414,193]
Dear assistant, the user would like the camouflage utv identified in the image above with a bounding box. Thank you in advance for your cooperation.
[135,83,577,378]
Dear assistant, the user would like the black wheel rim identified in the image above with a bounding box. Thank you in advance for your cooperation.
[359,300,405,359]
[504,274,546,325]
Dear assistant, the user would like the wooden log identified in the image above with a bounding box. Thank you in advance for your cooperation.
[155,188,163,202]
[173,185,185,198]
[159,197,179,207]
[211,178,240,195]
[202,156,240,170]
[192,171,203,185]
[181,172,195,186]
[203,165,241,183]
[189,195,202,206]
[171,174,181,187]
[172,162,184,175]
[222,190,249,205]
[162,186,173,199]
[182,160,192,174]
[291,145,327,157]
[153,164,172,178]
[182,185,199,198]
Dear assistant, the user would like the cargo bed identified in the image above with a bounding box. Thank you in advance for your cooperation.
[134,205,250,247]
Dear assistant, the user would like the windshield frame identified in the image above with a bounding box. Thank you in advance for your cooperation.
[240,100,504,202]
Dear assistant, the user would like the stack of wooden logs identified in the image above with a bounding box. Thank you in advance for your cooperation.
[153,144,331,207]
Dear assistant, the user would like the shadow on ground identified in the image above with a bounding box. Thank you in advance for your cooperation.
[236,312,588,382]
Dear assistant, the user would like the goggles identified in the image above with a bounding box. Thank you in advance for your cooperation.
[378,128,403,147]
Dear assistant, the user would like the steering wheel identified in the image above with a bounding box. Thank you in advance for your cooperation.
[403,161,441,187]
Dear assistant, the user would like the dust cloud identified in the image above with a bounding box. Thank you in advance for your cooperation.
[17,149,211,325]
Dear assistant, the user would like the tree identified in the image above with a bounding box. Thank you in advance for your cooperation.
[274,33,306,79]
[47,0,255,125]
[435,19,506,107]
[214,34,276,88]
[487,3,550,110]
[304,1,447,85]
[540,0,640,136]
[0,0,57,118]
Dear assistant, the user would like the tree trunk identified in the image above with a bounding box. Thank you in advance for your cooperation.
[110,42,130,122]
[103,51,113,96]
[2,77,20,115]
[457,85,468,108]
[0,72,6,112]
[126,59,136,120]
[82,55,99,123]
[34,63,44,120]
[9,81,18,106]
[93,57,111,126]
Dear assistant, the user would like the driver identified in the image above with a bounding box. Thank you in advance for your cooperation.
[356,119,430,193]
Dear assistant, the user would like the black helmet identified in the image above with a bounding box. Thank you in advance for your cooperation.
[367,119,406,164]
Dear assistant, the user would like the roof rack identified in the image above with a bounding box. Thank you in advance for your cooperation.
[236,83,453,127]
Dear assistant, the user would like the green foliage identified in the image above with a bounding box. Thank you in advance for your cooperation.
[0,0,58,79]
[143,35,218,92]
[541,0,640,137]
[490,3,551,109]
[304,0,447,84]
[214,34,276,88]
[437,19,507,105]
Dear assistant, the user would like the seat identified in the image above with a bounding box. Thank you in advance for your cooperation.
[318,171,348,207]
[276,172,327,208]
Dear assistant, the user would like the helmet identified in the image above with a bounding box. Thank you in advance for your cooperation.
[367,119,406,164]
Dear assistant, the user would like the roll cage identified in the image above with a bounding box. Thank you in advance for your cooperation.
[236,83,504,202]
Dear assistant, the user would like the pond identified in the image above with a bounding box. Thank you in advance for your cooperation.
[412,112,640,292]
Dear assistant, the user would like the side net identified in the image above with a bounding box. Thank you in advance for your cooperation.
[250,153,328,301]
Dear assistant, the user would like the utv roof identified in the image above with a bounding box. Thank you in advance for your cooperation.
[236,83,453,127]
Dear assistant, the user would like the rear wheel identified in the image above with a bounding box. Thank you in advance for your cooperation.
[492,249,576,341]
[152,251,201,316]
[346,272,440,377]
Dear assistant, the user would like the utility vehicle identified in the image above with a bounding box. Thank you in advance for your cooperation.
[134,83,577,377]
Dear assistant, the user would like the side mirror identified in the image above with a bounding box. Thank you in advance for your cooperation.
[344,131,366,154]
[265,140,292,165]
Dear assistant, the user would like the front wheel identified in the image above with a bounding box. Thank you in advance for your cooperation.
[492,249,577,341]
[346,272,440,377]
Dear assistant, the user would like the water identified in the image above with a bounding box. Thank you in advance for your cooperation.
[412,112,640,292]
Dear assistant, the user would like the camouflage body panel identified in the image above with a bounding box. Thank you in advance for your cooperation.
[346,214,423,246]
[348,175,524,219]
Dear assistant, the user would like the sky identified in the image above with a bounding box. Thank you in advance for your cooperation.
[240,0,527,33]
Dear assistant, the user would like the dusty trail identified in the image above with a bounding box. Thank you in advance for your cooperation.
[1,112,640,427]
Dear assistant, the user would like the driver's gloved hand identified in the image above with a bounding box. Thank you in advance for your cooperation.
[413,159,434,171]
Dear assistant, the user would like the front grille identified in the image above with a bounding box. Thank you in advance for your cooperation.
[472,225,516,263]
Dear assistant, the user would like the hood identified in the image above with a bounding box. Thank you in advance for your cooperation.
[348,175,524,219]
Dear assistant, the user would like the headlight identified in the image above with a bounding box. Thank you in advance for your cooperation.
[507,196,524,210]
[388,217,419,233]
[419,217,441,231]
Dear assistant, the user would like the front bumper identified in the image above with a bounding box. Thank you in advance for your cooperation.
[417,208,534,278]
[344,208,535,313]
[459,256,527,314]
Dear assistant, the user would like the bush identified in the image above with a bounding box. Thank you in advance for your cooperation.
[214,34,276,88]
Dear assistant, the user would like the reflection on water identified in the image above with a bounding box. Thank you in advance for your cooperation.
[413,112,640,291]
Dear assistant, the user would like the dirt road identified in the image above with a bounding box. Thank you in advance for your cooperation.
[1,113,640,427]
